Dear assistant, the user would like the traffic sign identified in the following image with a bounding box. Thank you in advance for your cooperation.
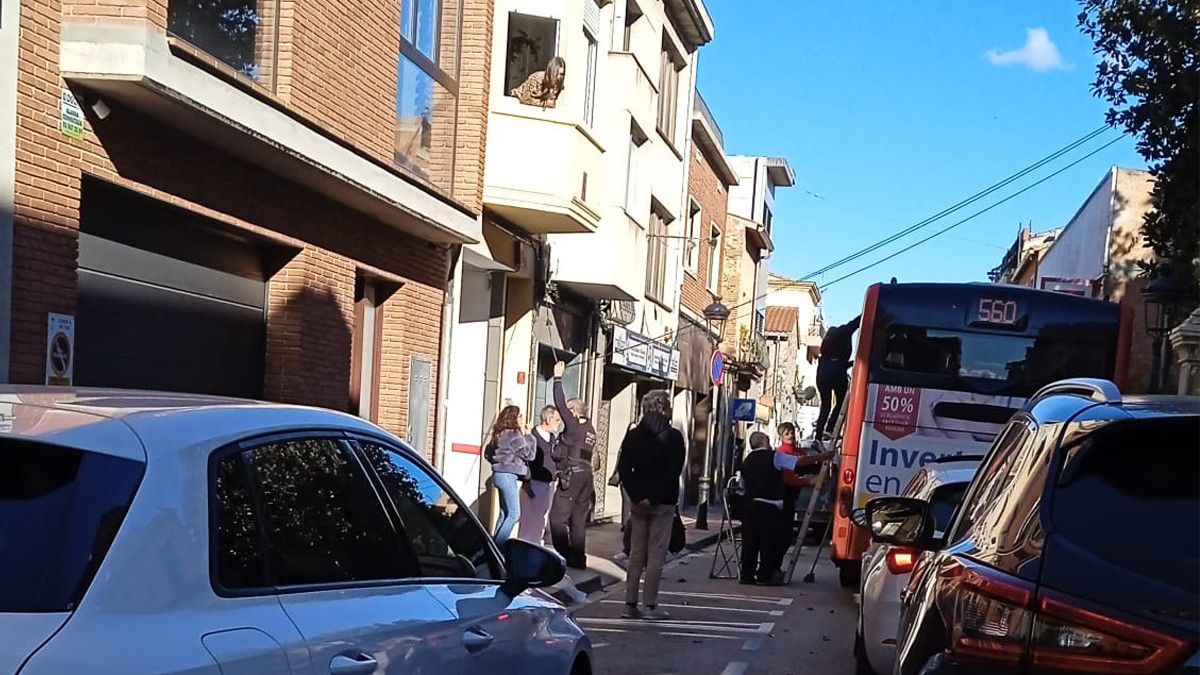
[709,351,725,386]
[731,398,756,422]
[45,313,75,387]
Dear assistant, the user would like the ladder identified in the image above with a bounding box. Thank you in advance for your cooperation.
[781,403,850,583]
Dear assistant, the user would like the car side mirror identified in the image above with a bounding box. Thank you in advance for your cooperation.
[863,496,936,549]
[500,538,565,596]
[850,507,869,529]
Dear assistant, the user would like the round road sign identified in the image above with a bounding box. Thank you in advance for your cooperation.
[710,351,725,387]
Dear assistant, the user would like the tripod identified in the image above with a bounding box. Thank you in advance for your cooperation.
[709,477,743,579]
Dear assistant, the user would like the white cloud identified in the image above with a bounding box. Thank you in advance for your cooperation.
[986,28,1070,72]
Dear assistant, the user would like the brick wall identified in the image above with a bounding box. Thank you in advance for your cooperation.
[10,0,492,456]
[681,139,728,316]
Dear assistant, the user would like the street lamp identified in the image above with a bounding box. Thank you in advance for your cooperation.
[696,300,731,530]
[1143,270,1189,392]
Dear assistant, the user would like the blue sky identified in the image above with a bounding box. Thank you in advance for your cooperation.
[697,1,1145,324]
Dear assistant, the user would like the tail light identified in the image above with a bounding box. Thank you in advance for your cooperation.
[837,468,855,517]
[943,559,1191,673]
[885,547,917,575]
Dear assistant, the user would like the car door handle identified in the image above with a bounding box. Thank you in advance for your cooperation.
[462,627,495,653]
[329,651,378,675]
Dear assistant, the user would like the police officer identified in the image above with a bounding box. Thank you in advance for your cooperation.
[549,361,598,569]
[740,432,834,585]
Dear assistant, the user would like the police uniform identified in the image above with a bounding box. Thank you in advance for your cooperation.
[549,377,597,569]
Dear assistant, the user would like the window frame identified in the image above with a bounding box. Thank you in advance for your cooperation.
[583,26,599,127]
[503,12,561,99]
[645,205,671,305]
[207,430,506,599]
[656,36,683,145]
[706,219,722,293]
[622,0,643,52]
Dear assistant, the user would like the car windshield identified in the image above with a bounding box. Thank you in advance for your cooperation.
[0,440,143,612]
[928,482,969,536]
[1053,416,1199,593]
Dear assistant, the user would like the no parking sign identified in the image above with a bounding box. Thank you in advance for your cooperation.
[45,313,75,386]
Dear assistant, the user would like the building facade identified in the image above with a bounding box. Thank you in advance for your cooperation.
[989,225,1062,287]
[1034,167,1158,392]
[764,274,824,438]
[1,0,493,460]
[446,0,714,519]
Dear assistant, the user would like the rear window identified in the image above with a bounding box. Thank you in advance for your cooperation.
[1053,416,1199,593]
[0,440,143,612]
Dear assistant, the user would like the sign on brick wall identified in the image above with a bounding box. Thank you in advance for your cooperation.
[60,89,84,140]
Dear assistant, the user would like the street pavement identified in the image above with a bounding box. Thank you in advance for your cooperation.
[571,544,858,675]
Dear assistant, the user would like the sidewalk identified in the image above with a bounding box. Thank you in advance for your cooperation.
[547,506,739,605]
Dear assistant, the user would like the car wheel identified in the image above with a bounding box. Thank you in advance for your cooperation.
[839,562,861,588]
[570,654,591,675]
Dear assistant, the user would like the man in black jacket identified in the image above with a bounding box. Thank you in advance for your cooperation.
[740,432,834,585]
[814,315,862,439]
[549,361,597,569]
[617,390,685,620]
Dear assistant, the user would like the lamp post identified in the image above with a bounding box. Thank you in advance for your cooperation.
[1143,270,1188,393]
[696,300,730,530]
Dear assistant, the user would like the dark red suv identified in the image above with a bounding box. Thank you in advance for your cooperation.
[862,379,1199,674]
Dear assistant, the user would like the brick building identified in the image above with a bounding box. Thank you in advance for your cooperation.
[0,0,492,458]
[674,90,737,505]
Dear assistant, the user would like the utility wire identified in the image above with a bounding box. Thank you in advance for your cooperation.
[799,125,1109,280]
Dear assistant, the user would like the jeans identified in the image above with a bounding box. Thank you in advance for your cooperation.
[493,472,521,543]
[625,503,675,607]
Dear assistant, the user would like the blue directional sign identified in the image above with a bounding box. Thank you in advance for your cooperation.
[731,398,757,422]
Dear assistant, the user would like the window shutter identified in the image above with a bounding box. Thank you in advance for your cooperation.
[584,1,601,36]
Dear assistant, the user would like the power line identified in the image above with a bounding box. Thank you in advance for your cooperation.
[818,135,1126,291]
[799,125,1109,280]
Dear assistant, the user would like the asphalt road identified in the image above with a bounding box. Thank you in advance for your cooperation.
[572,543,859,675]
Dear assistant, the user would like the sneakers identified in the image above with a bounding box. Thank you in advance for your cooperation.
[641,606,671,621]
[562,584,588,604]
[620,604,641,619]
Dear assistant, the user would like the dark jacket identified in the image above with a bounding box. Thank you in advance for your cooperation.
[820,315,861,362]
[486,429,536,478]
[552,378,597,472]
[617,413,685,506]
[529,428,557,483]
[742,448,784,502]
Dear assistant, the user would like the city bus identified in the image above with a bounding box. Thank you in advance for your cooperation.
[830,282,1130,586]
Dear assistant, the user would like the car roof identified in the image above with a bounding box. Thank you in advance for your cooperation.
[0,386,392,461]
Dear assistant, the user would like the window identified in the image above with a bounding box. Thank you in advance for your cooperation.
[505,13,559,96]
[355,441,499,579]
[625,123,647,212]
[622,0,642,51]
[763,205,774,235]
[168,0,280,87]
[584,29,599,126]
[351,277,382,421]
[0,440,143,611]
[684,199,701,273]
[948,420,1032,545]
[928,483,970,538]
[214,453,267,589]
[646,207,670,302]
[657,38,682,143]
[706,221,722,292]
[234,438,414,587]
[1053,417,1199,592]
[396,0,462,195]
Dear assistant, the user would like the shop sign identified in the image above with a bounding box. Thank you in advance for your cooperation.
[611,327,679,380]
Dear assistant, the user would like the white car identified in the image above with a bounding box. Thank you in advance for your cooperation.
[852,456,981,675]
[0,388,592,675]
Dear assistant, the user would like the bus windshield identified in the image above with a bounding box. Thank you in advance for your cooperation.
[878,326,1114,391]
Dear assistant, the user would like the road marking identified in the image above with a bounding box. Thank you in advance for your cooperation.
[661,631,743,641]
[720,662,749,675]
[742,638,763,651]
[656,590,792,605]
[598,600,782,616]
[576,617,774,635]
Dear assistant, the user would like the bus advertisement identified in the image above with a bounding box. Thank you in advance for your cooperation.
[830,282,1130,586]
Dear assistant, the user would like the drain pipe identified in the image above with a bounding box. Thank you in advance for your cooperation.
[433,244,462,472]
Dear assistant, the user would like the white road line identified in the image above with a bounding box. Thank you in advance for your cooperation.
[656,590,792,605]
[576,618,774,635]
[661,631,743,641]
[598,600,780,615]
[742,638,763,651]
[720,662,749,675]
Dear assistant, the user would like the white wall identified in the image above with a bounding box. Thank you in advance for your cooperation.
[1037,170,1114,288]
[0,0,19,381]
[443,265,493,504]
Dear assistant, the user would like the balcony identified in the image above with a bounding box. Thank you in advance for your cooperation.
[483,111,603,235]
[736,325,768,374]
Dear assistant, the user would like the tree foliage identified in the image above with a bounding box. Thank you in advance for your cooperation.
[1078,0,1200,297]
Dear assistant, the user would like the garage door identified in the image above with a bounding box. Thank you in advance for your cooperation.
[75,181,267,398]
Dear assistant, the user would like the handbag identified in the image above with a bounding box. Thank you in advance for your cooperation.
[668,508,686,554]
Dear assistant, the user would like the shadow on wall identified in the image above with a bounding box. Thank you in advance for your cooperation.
[266,284,353,412]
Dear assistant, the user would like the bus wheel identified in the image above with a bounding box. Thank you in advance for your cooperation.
[838,563,860,588]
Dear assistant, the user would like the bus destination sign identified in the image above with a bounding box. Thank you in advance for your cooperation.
[969,296,1027,329]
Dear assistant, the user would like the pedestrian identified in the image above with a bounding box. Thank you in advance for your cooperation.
[775,422,807,521]
[484,405,536,543]
[518,405,560,545]
[549,361,598,569]
[617,390,685,620]
[739,432,835,585]
[814,315,861,440]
